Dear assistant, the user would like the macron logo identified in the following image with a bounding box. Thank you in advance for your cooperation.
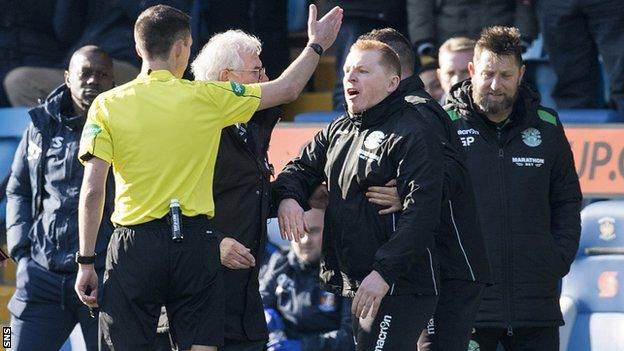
[375,315,393,350]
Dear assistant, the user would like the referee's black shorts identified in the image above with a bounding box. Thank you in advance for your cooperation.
[99,215,223,350]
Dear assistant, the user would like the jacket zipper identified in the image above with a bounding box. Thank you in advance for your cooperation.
[498,146,513,334]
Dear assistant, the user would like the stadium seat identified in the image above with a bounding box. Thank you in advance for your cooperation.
[266,218,290,251]
[558,109,624,124]
[287,0,307,32]
[0,107,31,228]
[293,111,342,123]
[560,200,624,351]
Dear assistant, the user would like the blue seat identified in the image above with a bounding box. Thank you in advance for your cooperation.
[560,200,624,351]
[293,111,342,123]
[287,0,307,32]
[558,109,624,124]
[0,107,31,225]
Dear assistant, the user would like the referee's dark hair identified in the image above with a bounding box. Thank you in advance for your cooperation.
[134,5,191,60]
[359,28,418,78]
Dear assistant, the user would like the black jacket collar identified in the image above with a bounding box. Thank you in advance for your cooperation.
[29,84,85,132]
[347,89,404,130]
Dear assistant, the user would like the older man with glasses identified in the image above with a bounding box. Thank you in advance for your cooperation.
[152,29,280,351]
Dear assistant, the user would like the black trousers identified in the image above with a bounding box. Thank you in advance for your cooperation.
[418,279,486,351]
[352,294,438,351]
[470,327,559,351]
[100,216,223,350]
[536,0,624,112]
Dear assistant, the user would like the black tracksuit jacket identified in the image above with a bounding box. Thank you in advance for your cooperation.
[399,75,492,284]
[273,91,444,297]
[445,81,582,328]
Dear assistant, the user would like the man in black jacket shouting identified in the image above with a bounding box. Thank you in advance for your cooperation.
[445,26,582,350]
[274,39,444,350]
[360,28,492,351]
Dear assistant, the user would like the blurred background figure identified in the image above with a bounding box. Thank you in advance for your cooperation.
[535,0,624,113]
[260,208,355,351]
[407,0,537,65]
[419,61,444,103]
[0,0,74,107]
[437,37,475,102]
[3,0,193,107]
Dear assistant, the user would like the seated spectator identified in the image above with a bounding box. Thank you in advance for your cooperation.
[407,0,537,64]
[437,37,475,102]
[0,0,76,107]
[419,61,444,103]
[260,208,355,351]
[4,0,192,107]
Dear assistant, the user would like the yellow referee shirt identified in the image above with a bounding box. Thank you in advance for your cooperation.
[78,70,261,226]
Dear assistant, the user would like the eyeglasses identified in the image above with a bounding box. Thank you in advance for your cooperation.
[227,67,266,81]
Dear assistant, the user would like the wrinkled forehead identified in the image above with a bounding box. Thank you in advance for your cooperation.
[239,50,263,68]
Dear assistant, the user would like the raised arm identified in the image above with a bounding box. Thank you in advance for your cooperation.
[257,5,342,110]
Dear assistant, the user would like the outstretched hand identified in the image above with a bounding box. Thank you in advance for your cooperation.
[307,4,343,51]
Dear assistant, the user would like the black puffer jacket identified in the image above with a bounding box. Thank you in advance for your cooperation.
[6,85,115,272]
[445,81,582,329]
[274,91,444,297]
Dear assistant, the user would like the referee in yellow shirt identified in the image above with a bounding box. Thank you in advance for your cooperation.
[73,4,343,351]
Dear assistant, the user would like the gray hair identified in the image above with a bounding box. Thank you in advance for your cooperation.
[191,29,262,81]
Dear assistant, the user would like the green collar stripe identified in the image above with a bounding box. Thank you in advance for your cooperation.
[446,109,461,121]
[538,110,557,126]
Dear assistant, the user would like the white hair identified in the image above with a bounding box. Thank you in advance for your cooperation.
[191,30,262,81]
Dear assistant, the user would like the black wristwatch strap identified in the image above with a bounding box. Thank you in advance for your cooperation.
[308,43,324,56]
[75,252,96,264]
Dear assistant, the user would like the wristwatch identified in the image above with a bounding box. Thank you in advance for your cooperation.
[308,43,324,56]
[75,252,96,264]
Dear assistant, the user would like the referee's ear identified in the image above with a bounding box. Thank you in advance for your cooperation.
[218,69,229,82]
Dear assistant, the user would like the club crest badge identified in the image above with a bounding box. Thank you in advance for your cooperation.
[230,81,246,96]
[521,127,542,147]
[364,131,385,149]
[318,291,337,312]
[598,217,616,241]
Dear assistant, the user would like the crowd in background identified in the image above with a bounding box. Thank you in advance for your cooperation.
[1,1,623,351]
[2,0,623,113]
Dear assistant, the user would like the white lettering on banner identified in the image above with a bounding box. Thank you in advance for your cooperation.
[375,315,393,350]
